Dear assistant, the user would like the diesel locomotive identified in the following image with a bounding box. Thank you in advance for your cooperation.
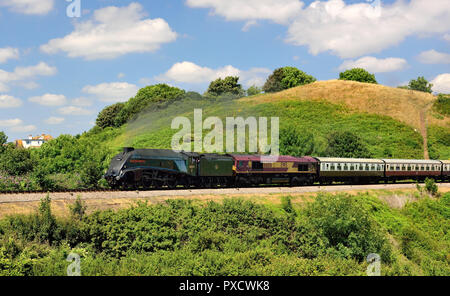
[104,148,450,189]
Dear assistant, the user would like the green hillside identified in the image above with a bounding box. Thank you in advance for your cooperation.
[84,80,450,164]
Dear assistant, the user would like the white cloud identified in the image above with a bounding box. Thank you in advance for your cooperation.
[431,73,450,94]
[28,94,67,106]
[418,50,450,64]
[338,56,408,73]
[58,106,94,116]
[11,125,36,133]
[44,117,65,125]
[0,118,22,127]
[156,61,271,87]
[0,62,57,92]
[41,2,177,60]
[186,0,303,25]
[82,82,139,102]
[286,0,450,58]
[0,0,54,15]
[444,34,450,41]
[0,47,19,63]
[0,118,35,133]
[118,73,126,79]
[0,94,22,108]
[71,97,93,107]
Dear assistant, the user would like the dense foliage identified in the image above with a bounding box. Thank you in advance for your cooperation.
[433,94,450,116]
[114,84,185,126]
[1,192,448,276]
[408,77,433,93]
[339,68,377,84]
[96,103,125,129]
[263,67,316,93]
[324,131,371,158]
[247,85,262,96]
[205,76,244,97]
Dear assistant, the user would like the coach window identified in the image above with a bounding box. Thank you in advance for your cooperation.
[343,164,348,171]
[253,162,263,170]
[350,164,354,170]
[407,165,411,171]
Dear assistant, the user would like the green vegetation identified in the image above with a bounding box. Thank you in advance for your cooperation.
[339,68,377,84]
[433,94,450,116]
[1,192,448,276]
[247,85,262,96]
[407,77,433,93]
[324,131,371,158]
[263,67,316,93]
[205,76,244,97]
[427,125,450,160]
[96,103,125,129]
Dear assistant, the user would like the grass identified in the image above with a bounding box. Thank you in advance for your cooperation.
[90,81,431,160]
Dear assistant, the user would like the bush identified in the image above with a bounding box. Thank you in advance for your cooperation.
[304,194,392,262]
[408,76,433,93]
[424,178,438,196]
[79,161,103,189]
[0,146,35,176]
[247,85,262,96]
[280,125,316,157]
[96,103,125,129]
[263,67,316,93]
[339,68,377,84]
[325,131,371,158]
[205,76,244,97]
[69,196,87,221]
[433,94,450,116]
[115,84,185,126]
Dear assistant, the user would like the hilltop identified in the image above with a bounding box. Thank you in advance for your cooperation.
[92,80,448,162]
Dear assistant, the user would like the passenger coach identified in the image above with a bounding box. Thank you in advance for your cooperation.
[383,159,442,182]
[315,157,385,184]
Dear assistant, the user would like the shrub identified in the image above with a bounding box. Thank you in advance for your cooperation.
[263,67,316,93]
[96,103,125,129]
[433,94,450,116]
[304,194,392,262]
[69,196,87,221]
[79,161,103,189]
[280,125,316,157]
[325,131,371,158]
[0,146,35,176]
[424,178,438,196]
[339,68,377,84]
[408,76,433,93]
[205,76,244,97]
[247,85,262,96]
[115,84,185,126]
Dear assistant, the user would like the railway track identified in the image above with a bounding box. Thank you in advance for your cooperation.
[0,180,446,195]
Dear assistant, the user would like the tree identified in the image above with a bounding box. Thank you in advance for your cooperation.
[0,146,35,176]
[115,84,185,126]
[408,76,433,93]
[0,131,7,153]
[325,131,371,158]
[205,76,244,97]
[96,103,125,129]
[280,125,316,157]
[263,67,316,93]
[339,68,377,84]
[247,85,262,96]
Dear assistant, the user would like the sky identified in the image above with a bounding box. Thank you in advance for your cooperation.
[0,0,449,141]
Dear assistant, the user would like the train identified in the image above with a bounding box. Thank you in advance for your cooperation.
[104,147,450,189]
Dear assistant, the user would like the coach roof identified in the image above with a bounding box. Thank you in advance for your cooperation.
[315,157,384,163]
[382,159,442,164]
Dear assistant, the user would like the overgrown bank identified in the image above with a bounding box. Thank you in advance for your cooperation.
[0,192,449,276]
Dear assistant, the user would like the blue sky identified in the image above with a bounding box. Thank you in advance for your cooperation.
[0,0,449,141]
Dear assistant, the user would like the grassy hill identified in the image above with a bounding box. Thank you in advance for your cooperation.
[89,80,449,162]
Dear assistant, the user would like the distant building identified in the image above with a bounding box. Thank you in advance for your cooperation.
[15,134,53,149]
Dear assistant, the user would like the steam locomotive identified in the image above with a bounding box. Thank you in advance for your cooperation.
[104,147,450,189]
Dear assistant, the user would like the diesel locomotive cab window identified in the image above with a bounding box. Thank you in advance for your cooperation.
[252,162,263,170]
[298,164,309,172]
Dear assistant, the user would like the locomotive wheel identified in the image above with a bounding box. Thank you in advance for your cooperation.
[168,180,177,189]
